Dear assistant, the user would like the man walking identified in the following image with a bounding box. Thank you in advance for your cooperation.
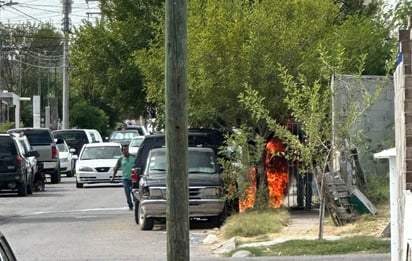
[112,145,135,210]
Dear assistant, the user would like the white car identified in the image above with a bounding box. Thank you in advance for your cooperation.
[129,136,145,155]
[56,138,76,177]
[75,142,123,188]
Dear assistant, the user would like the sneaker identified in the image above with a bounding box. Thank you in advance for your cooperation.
[129,206,133,211]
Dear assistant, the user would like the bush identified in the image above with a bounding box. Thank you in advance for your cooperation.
[362,174,390,205]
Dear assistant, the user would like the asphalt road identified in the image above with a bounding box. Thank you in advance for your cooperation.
[0,176,391,261]
[0,176,215,261]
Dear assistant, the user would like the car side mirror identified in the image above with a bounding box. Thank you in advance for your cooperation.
[69,148,76,154]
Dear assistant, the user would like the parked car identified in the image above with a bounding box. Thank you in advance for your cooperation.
[0,133,37,196]
[108,130,140,146]
[133,147,226,230]
[56,138,76,177]
[0,230,17,261]
[129,136,145,155]
[133,129,225,185]
[9,132,39,182]
[75,142,123,188]
[7,128,61,184]
[52,129,103,157]
[121,124,149,136]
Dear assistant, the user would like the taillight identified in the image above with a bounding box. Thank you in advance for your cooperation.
[131,169,139,183]
[52,145,58,159]
[16,155,22,168]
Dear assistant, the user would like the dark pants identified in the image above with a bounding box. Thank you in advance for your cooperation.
[296,172,313,208]
[122,179,133,209]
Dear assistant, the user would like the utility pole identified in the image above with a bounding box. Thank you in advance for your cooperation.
[165,0,188,260]
[0,1,18,93]
[62,0,72,129]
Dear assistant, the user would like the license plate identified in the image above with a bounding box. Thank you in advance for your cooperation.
[43,162,56,169]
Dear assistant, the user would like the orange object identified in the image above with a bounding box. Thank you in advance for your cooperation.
[265,137,288,208]
[239,167,257,212]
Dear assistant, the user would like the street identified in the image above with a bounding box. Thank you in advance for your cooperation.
[0,176,392,261]
[0,176,215,261]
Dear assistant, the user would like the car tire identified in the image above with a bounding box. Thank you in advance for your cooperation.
[17,181,27,197]
[50,168,61,184]
[26,171,33,195]
[76,180,83,188]
[66,170,74,177]
[138,204,154,230]
[134,200,140,225]
[209,204,228,228]
[27,179,33,195]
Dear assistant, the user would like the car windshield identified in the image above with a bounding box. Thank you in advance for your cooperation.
[130,137,144,147]
[110,131,138,140]
[147,150,216,174]
[80,146,121,160]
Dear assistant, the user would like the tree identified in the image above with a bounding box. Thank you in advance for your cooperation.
[0,23,63,127]
[137,0,395,207]
[69,1,164,129]
[70,100,109,136]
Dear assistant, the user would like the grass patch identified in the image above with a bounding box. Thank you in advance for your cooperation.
[221,208,289,239]
[249,236,390,256]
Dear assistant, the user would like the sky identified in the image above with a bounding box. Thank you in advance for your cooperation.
[0,0,100,30]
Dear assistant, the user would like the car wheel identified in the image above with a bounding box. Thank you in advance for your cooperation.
[76,180,84,188]
[27,180,33,195]
[50,168,61,184]
[17,181,27,197]
[209,204,228,228]
[66,170,74,177]
[27,171,33,195]
[134,200,140,225]
[138,204,154,230]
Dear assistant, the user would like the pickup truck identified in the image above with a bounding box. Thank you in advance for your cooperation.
[132,147,227,230]
[8,128,61,184]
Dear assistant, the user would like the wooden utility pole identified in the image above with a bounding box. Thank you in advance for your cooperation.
[165,0,188,260]
[62,0,72,129]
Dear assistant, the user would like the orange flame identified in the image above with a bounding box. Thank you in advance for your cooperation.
[238,167,257,213]
[238,137,289,211]
[265,137,288,208]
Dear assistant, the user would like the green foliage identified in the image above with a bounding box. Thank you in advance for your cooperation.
[255,236,390,256]
[70,1,164,129]
[69,100,109,136]
[361,174,390,204]
[0,23,63,127]
[219,126,265,203]
[0,122,15,132]
[222,208,289,239]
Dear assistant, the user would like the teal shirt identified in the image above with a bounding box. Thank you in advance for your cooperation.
[116,155,135,180]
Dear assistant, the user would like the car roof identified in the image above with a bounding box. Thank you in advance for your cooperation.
[84,142,121,148]
[53,129,99,133]
[112,129,139,133]
[151,146,214,153]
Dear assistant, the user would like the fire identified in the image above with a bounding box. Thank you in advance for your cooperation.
[238,167,257,213]
[265,137,288,208]
[238,137,289,211]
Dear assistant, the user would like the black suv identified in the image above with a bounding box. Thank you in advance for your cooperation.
[0,133,37,196]
[8,128,61,184]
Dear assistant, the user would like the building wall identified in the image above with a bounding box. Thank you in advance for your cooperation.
[334,75,395,177]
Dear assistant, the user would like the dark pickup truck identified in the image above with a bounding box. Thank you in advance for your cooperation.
[131,129,227,230]
[133,146,227,230]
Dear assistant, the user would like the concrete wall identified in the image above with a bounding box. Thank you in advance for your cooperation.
[334,75,395,177]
